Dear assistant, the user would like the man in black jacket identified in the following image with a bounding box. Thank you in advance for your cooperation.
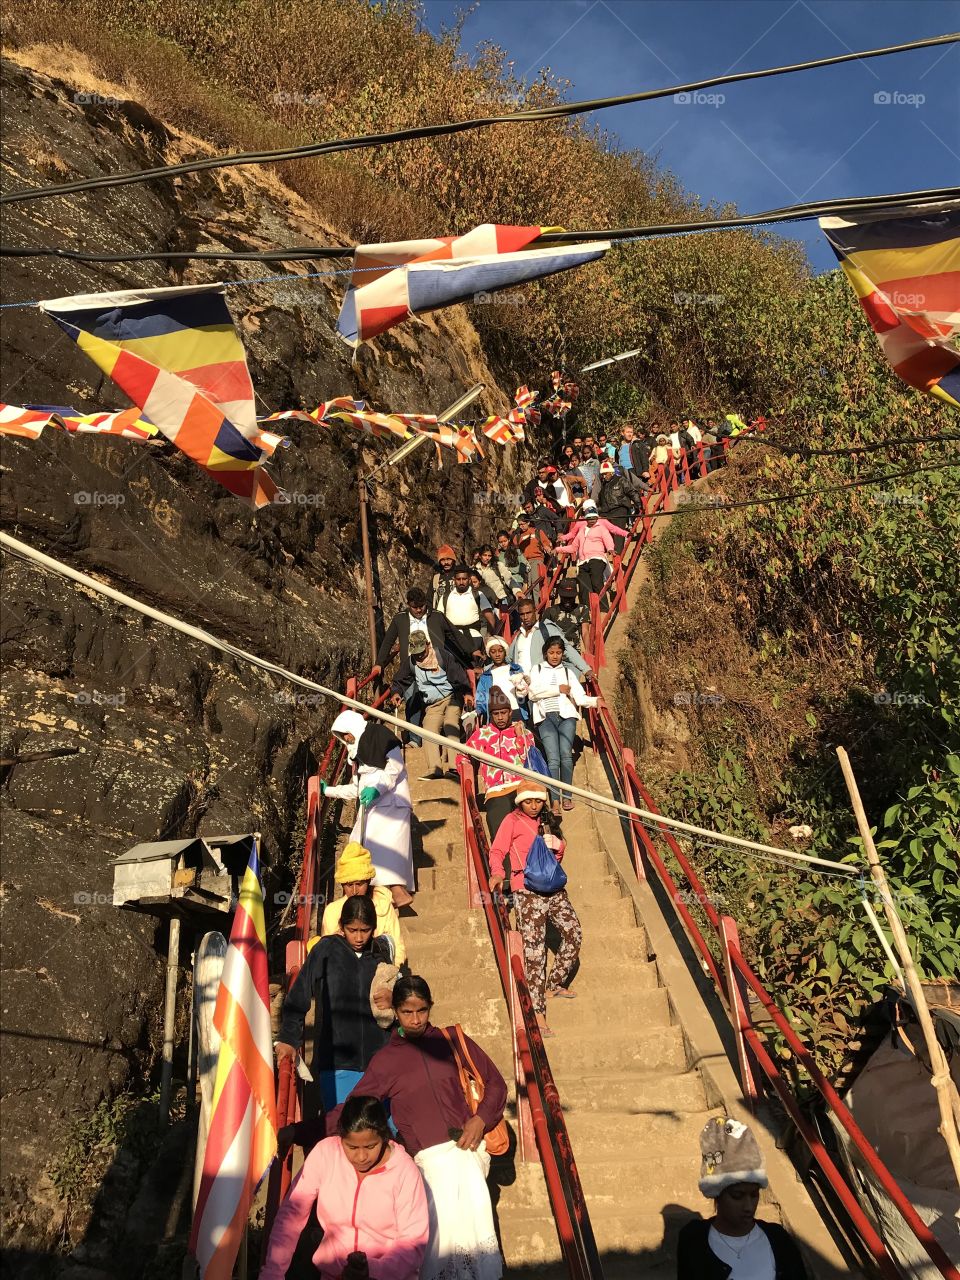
[371,586,465,678]
[389,632,473,779]
[596,459,636,554]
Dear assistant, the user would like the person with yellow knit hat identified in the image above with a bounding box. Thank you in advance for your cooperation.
[318,843,406,966]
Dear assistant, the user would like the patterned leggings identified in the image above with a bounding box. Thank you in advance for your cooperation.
[513,889,582,1014]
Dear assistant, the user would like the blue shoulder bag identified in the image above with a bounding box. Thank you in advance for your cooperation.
[523,833,567,895]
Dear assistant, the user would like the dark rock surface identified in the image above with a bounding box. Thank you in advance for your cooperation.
[0,55,534,1260]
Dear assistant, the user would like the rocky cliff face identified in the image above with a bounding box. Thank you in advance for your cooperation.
[0,54,532,1262]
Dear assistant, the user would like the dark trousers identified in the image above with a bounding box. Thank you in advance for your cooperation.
[577,558,607,607]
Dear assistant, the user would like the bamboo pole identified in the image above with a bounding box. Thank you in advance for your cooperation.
[837,746,960,1189]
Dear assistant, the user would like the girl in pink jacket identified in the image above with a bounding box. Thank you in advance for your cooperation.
[557,501,630,606]
[261,1096,428,1280]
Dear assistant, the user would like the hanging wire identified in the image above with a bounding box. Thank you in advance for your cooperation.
[3,186,958,275]
[2,34,956,204]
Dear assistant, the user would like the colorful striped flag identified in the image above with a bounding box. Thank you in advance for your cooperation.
[0,404,69,439]
[820,206,960,408]
[337,225,608,346]
[26,404,161,441]
[39,285,282,505]
[189,843,277,1280]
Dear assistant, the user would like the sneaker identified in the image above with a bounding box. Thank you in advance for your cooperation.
[418,769,444,781]
[562,797,574,811]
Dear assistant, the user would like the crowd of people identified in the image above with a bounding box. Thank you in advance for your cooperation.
[266,413,800,1280]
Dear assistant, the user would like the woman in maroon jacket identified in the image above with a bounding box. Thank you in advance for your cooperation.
[329,976,507,1280]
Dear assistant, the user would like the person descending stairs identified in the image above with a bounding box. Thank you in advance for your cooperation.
[398,738,723,1276]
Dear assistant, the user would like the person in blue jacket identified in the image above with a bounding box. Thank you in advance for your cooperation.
[506,598,592,679]
[475,635,529,723]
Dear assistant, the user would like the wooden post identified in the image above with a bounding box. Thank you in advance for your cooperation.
[357,471,378,668]
[837,746,960,1188]
[159,915,181,1129]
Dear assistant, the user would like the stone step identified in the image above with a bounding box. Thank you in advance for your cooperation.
[546,1070,708,1114]
[544,1023,687,1074]
[543,985,670,1028]
[577,1154,705,1208]
[563,1108,718,1154]
[408,925,650,969]
[500,1207,697,1266]
[547,956,661,992]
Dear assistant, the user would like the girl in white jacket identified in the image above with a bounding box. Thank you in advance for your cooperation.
[527,637,597,812]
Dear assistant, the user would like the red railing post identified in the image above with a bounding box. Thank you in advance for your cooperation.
[588,592,604,670]
[621,747,646,881]
[720,917,760,1110]
[507,929,538,1163]
[459,759,482,911]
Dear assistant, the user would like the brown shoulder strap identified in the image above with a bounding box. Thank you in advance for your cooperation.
[452,1024,486,1103]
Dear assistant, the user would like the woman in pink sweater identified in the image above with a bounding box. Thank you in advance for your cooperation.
[557,500,630,606]
[489,784,582,1037]
[260,1095,428,1280]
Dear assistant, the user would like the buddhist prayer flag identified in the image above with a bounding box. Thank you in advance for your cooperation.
[28,404,160,440]
[39,285,283,505]
[189,844,277,1280]
[0,404,68,439]
[0,403,161,441]
[820,206,960,408]
[337,224,608,346]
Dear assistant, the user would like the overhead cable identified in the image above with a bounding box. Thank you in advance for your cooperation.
[3,187,958,271]
[2,34,956,205]
[0,529,856,874]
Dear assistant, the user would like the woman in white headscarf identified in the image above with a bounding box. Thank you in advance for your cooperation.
[325,710,414,907]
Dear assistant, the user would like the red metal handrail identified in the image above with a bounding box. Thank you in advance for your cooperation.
[458,759,603,1280]
[569,426,958,1279]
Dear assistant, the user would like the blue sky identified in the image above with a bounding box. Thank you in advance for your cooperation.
[420,0,960,271]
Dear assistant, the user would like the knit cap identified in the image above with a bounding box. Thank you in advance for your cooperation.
[486,634,508,655]
[335,842,375,884]
[698,1116,768,1197]
[599,459,614,475]
[436,543,457,560]
[488,687,512,713]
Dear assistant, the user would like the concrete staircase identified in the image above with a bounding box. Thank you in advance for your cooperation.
[400,740,721,1277]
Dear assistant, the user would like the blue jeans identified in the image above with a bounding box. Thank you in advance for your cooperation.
[537,712,576,804]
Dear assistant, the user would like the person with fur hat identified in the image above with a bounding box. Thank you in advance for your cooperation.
[677,1117,807,1279]
[320,842,407,966]
[556,501,630,607]
[461,689,536,839]
[488,786,581,1036]
[475,635,529,723]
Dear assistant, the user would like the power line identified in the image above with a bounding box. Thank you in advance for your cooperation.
[2,34,955,205]
[3,188,957,269]
[661,459,959,514]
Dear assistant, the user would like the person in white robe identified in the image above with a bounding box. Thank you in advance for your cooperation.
[323,710,414,907]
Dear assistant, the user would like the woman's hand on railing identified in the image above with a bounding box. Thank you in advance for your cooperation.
[274,1041,296,1061]
[489,874,504,894]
